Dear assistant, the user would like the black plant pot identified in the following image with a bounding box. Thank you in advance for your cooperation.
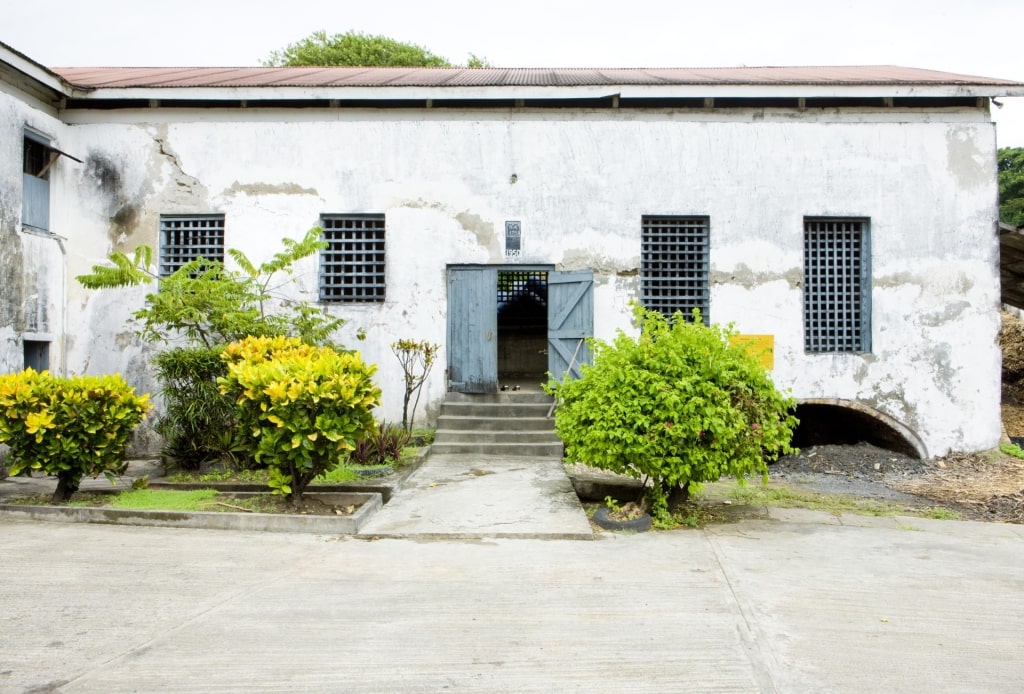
[592,506,652,532]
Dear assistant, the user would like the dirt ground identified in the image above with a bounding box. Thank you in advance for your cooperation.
[769,443,1024,523]
[769,311,1024,524]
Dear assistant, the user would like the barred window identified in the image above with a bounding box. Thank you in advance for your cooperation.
[320,214,386,302]
[803,218,871,353]
[159,214,225,277]
[641,216,710,322]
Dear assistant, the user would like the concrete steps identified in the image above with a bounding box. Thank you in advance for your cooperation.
[432,392,563,457]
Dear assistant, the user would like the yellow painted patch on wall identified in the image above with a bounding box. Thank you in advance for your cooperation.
[730,334,774,370]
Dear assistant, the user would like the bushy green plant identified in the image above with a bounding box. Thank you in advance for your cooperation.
[218,336,381,504]
[152,346,247,470]
[0,369,152,502]
[548,306,798,522]
[349,421,411,466]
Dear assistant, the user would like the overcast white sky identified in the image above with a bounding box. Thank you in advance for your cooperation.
[4,0,1024,145]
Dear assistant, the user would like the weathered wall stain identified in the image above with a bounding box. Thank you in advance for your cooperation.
[919,301,971,327]
[874,270,974,295]
[0,184,25,332]
[85,150,143,247]
[223,181,319,197]
[710,263,802,290]
[454,211,499,258]
[946,125,990,191]
[561,249,635,274]
[399,200,501,258]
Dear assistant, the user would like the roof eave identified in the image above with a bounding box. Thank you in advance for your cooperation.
[66,82,1024,103]
[0,42,71,97]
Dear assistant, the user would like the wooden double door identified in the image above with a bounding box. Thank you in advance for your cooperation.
[446,265,593,393]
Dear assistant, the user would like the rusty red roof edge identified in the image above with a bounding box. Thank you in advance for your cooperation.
[49,65,1024,90]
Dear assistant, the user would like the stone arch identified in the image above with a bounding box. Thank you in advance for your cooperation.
[792,398,928,459]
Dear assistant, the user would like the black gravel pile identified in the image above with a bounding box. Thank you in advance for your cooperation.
[770,443,931,481]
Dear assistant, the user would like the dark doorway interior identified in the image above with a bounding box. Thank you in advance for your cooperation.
[791,403,922,459]
[24,340,49,372]
[497,270,548,385]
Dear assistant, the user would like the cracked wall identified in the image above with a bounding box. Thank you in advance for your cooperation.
[40,108,1003,456]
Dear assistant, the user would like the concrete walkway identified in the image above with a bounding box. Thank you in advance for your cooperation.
[358,453,594,540]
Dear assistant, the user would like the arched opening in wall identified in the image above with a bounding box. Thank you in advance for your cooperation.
[791,399,927,459]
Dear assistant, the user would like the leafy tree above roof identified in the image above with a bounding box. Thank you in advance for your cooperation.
[263,30,490,68]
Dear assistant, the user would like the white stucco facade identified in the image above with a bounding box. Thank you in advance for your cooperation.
[0,78,70,379]
[2,53,1021,458]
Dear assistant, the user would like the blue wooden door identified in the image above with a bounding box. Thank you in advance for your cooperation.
[547,270,593,381]
[447,267,498,393]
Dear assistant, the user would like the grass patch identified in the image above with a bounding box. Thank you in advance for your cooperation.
[713,481,960,520]
[6,489,330,514]
[411,428,435,446]
[725,483,907,516]
[654,507,711,529]
[314,466,360,483]
[398,446,422,465]
[999,442,1024,461]
[919,507,963,520]
[108,488,220,511]
[167,463,388,485]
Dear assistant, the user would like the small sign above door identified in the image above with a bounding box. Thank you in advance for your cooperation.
[505,221,521,258]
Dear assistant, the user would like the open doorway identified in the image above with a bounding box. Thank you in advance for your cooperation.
[447,265,592,394]
[497,270,548,388]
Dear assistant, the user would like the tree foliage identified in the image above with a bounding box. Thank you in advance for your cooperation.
[391,338,440,433]
[76,227,351,472]
[548,306,798,523]
[263,30,490,68]
[151,346,241,470]
[999,147,1024,228]
[76,226,344,348]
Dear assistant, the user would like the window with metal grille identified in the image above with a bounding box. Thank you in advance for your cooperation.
[803,218,871,353]
[159,214,225,277]
[320,215,386,302]
[497,271,547,306]
[641,216,710,321]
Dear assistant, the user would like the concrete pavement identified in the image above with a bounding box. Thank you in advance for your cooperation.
[2,454,1024,692]
[2,507,1023,692]
[357,454,594,540]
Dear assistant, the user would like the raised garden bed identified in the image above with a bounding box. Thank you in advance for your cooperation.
[0,491,381,534]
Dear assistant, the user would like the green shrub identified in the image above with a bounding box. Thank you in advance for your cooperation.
[152,346,246,470]
[0,369,152,502]
[349,421,411,466]
[548,306,798,522]
[218,336,381,504]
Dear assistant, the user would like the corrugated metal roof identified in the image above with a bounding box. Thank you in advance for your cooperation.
[51,65,1023,90]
